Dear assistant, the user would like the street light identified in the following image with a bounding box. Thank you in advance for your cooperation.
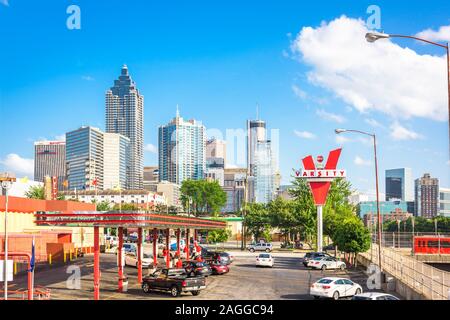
[365,31,450,160]
[335,129,383,271]
[1,172,16,300]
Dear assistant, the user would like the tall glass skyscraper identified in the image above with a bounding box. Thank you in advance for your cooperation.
[158,111,206,185]
[247,119,277,204]
[106,65,144,189]
[385,168,413,201]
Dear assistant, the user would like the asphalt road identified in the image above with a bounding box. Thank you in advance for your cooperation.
[7,251,397,300]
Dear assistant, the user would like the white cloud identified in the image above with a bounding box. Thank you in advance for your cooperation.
[291,16,447,122]
[316,109,345,123]
[54,134,66,141]
[0,0,9,6]
[294,130,316,139]
[81,75,95,81]
[144,144,158,154]
[390,122,423,141]
[336,135,351,144]
[292,84,307,99]
[0,154,34,176]
[416,25,450,42]
[365,118,383,128]
[354,156,372,166]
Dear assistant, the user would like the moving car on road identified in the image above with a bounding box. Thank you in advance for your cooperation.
[310,277,363,300]
[308,256,346,271]
[352,292,399,300]
[247,242,273,253]
[125,252,154,268]
[183,261,213,277]
[142,268,206,297]
[256,253,274,268]
[302,252,332,267]
[202,250,232,265]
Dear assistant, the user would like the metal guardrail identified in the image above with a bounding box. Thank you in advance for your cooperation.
[0,286,51,300]
[361,244,450,300]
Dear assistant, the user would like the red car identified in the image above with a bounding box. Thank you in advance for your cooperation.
[209,262,230,275]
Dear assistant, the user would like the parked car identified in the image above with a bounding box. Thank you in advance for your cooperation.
[308,256,346,271]
[352,292,400,300]
[323,244,336,251]
[310,277,363,300]
[247,242,273,253]
[302,252,332,267]
[142,268,206,297]
[183,261,212,277]
[124,252,154,268]
[115,243,136,255]
[201,250,231,265]
[255,253,274,268]
[209,261,230,275]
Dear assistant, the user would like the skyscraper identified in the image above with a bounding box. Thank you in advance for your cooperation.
[106,65,144,189]
[66,126,130,191]
[34,141,66,190]
[158,111,206,185]
[385,168,413,201]
[415,173,439,218]
[246,119,277,204]
[206,138,227,164]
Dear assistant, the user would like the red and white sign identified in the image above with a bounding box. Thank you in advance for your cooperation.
[298,148,344,206]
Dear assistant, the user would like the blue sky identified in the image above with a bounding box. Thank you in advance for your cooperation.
[1,0,450,195]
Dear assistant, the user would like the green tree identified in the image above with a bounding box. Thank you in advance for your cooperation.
[333,217,371,259]
[207,228,232,244]
[180,180,226,216]
[267,197,296,245]
[112,203,139,211]
[25,185,45,199]
[243,203,271,242]
[96,200,111,211]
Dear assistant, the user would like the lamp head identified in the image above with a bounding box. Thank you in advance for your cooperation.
[334,129,347,134]
[365,32,390,43]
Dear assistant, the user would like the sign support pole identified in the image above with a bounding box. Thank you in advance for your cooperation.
[317,205,323,252]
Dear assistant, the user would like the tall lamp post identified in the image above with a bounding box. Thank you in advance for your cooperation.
[1,172,16,300]
[366,31,450,160]
[335,129,382,271]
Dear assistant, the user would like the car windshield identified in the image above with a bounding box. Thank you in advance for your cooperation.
[259,254,271,258]
[143,253,152,258]
[352,296,371,300]
[313,257,323,260]
[195,262,206,267]
[317,279,333,284]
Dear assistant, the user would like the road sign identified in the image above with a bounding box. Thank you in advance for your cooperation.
[0,260,13,282]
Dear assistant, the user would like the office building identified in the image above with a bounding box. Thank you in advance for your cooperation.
[106,65,144,189]
[222,168,246,213]
[439,187,450,217]
[206,138,226,164]
[415,173,439,218]
[205,157,225,186]
[103,133,130,190]
[158,111,206,185]
[363,208,413,229]
[143,166,159,190]
[34,141,66,190]
[145,180,181,208]
[385,168,413,201]
[66,126,129,191]
[357,200,408,219]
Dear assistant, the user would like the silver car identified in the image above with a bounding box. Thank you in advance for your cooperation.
[247,243,273,253]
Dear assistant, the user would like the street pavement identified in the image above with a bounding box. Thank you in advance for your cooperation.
[7,250,399,300]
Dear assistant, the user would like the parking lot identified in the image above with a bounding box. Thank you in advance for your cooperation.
[7,250,398,300]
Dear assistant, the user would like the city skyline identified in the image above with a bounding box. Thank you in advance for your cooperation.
[1,1,450,194]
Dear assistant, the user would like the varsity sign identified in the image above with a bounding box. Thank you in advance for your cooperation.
[299,148,344,206]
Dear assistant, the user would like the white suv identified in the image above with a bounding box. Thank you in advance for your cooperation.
[247,243,273,252]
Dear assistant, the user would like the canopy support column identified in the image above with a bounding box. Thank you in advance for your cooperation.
[137,228,143,283]
[93,226,100,300]
[118,227,124,292]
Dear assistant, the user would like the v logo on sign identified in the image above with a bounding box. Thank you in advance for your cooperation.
[301,148,342,206]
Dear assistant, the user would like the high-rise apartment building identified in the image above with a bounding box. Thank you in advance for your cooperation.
[415,173,439,218]
[66,126,129,191]
[106,65,144,189]
[385,168,413,201]
[158,111,206,185]
[34,141,66,190]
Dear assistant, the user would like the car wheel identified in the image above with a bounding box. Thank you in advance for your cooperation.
[321,264,327,271]
[340,264,345,270]
[313,296,320,300]
[190,271,195,277]
[265,249,270,253]
[332,291,340,300]
[249,248,255,252]
[170,285,180,297]
[191,290,200,296]
[355,288,362,295]
[142,283,150,294]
